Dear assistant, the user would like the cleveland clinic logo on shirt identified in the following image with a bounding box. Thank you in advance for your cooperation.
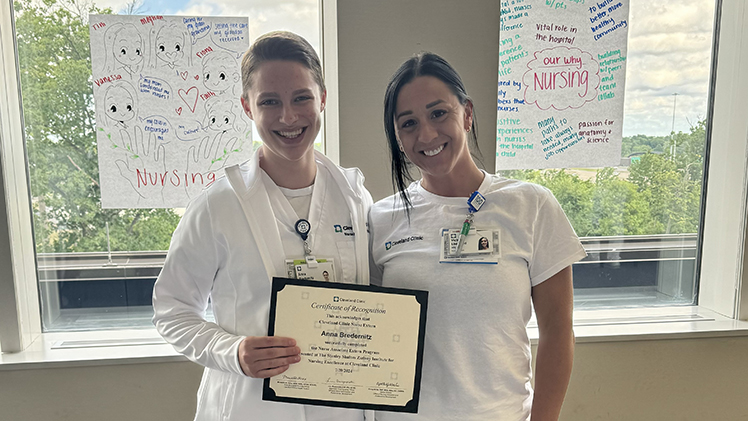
[385,235,424,251]
[334,224,355,236]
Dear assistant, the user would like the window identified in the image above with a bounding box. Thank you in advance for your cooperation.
[497,0,715,309]
[10,0,321,332]
[2,0,747,353]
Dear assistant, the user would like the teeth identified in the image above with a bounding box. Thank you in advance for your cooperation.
[278,128,303,138]
[423,144,444,157]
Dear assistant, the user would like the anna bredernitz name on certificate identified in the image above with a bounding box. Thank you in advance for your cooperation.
[263,277,428,413]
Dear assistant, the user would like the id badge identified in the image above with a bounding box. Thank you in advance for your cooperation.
[285,258,336,282]
[439,228,500,264]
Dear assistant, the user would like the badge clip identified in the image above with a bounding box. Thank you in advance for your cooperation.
[305,255,319,268]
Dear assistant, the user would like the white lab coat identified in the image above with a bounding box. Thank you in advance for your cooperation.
[153,149,374,421]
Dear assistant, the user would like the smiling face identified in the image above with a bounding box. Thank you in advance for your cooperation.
[104,85,135,126]
[203,55,238,93]
[241,60,325,168]
[394,76,473,184]
[113,26,143,68]
[205,99,236,132]
[156,26,185,65]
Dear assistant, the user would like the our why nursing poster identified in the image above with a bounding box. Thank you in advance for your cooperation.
[497,0,629,169]
[89,15,252,208]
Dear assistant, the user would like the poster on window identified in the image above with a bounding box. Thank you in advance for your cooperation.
[89,14,251,208]
[496,0,629,170]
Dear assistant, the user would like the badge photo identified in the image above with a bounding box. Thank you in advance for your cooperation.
[439,228,501,264]
[285,258,336,282]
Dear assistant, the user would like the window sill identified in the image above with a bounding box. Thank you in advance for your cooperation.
[0,329,185,371]
[3,306,748,371]
[530,306,748,343]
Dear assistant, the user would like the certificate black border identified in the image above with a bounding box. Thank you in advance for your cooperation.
[263,277,428,414]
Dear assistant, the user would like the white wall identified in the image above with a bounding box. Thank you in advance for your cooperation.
[0,362,203,421]
[2,337,747,420]
[561,337,748,420]
[326,0,499,200]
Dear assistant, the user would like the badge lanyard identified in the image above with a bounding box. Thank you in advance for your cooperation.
[294,218,319,268]
[453,191,486,256]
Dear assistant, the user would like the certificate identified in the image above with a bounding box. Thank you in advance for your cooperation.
[263,277,428,413]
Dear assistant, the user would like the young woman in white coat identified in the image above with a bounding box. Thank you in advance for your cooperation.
[153,32,373,421]
[368,52,587,421]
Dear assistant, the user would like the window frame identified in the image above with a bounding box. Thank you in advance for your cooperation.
[320,0,340,164]
[697,0,748,319]
[0,0,41,353]
[1,0,747,354]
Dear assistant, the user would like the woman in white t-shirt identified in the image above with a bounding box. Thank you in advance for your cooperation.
[153,32,373,421]
[368,52,587,421]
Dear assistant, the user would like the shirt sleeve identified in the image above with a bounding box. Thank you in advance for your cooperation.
[152,192,245,376]
[529,186,587,286]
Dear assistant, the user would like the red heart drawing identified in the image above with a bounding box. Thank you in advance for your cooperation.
[180,71,188,80]
[194,75,199,80]
[176,107,182,115]
[178,87,199,113]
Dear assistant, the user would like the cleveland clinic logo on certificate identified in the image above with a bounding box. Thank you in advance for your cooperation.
[264,277,428,413]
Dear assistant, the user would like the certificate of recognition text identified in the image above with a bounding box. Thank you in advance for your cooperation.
[263,278,428,413]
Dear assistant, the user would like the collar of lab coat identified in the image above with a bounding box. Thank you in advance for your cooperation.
[224,148,370,285]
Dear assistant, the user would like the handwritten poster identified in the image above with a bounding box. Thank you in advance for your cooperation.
[497,0,629,169]
[90,15,251,208]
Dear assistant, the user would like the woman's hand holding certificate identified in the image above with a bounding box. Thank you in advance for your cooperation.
[239,336,301,378]
[263,278,428,413]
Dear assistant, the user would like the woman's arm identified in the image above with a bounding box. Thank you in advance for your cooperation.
[530,265,575,421]
[152,193,246,375]
[154,192,302,378]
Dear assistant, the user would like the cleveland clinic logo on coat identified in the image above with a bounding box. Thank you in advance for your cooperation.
[334,224,355,236]
[385,235,424,250]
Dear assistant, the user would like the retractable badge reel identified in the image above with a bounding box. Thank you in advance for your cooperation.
[288,219,337,280]
[467,191,486,214]
[295,219,318,268]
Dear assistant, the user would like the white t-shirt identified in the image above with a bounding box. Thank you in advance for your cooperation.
[278,184,314,221]
[259,167,359,286]
[369,173,586,421]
